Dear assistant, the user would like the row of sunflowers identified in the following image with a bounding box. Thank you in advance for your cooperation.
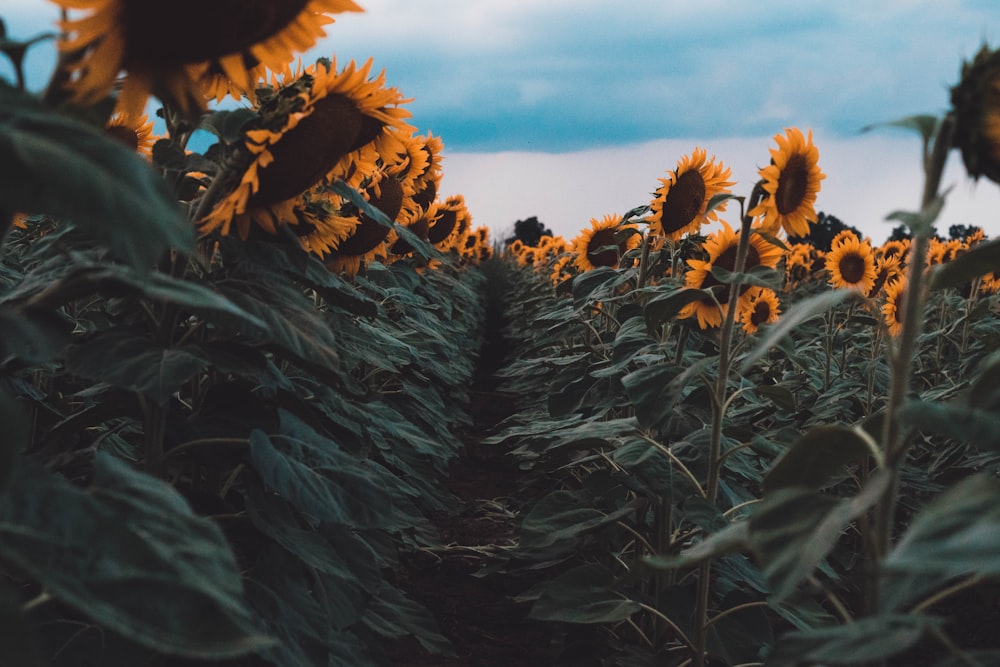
[0,2,504,665]
[478,50,1000,665]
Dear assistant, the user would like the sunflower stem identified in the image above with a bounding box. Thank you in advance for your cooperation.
[693,184,762,667]
[870,113,954,617]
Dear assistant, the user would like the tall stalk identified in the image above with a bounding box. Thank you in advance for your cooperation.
[693,185,761,667]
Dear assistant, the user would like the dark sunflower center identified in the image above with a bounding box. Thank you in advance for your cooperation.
[390,211,431,255]
[123,0,312,65]
[751,301,771,326]
[428,208,458,243]
[838,252,867,285]
[104,124,139,151]
[251,94,376,208]
[412,180,437,209]
[701,242,761,296]
[335,178,403,256]
[586,228,620,267]
[660,170,706,233]
[775,154,809,215]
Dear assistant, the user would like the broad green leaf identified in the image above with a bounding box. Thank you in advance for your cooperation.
[749,470,892,601]
[762,425,874,494]
[756,384,796,411]
[0,304,70,365]
[930,236,1000,290]
[897,398,1000,452]
[706,192,742,216]
[970,351,1000,410]
[0,454,270,658]
[0,87,192,270]
[740,289,859,372]
[198,108,258,143]
[527,564,641,624]
[861,113,940,143]
[767,614,942,666]
[643,286,720,330]
[622,356,715,429]
[644,521,750,571]
[571,266,631,307]
[248,411,399,529]
[519,490,637,549]
[885,191,948,237]
[360,582,454,656]
[66,329,209,404]
[881,474,1000,611]
[709,264,783,291]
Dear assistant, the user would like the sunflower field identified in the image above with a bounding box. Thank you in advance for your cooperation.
[2,3,1000,667]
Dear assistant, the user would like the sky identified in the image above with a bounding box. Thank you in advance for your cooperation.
[5,1,1000,244]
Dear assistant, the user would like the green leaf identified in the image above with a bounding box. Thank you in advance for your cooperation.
[198,108,258,143]
[930,236,1000,290]
[644,521,750,571]
[527,564,641,624]
[762,425,874,494]
[0,304,71,365]
[709,264,783,291]
[749,470,892,601]
[767,614,942,666]
[0,87,192,270]
[0,454,270,658]
[881,474,1000,612]
[741,289,859,372]
[571,265,631,307]
[360,582,454,656]
[622,357,715,429]
[897,398,1000,452]
[519,490,637,549]
[861,113,940,143]
[756,384,796,411]
[706,192,742,216]
[66,329,210,404]
[643,286,720,330]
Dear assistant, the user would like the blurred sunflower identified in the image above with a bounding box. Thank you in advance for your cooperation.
[879,239,910,264]
[428,195,471,249]
[200,58,412,239]
[54,0,363,116]
[750,128,825,238]
[572,214,641,272]
[882,278,907,336]
[551,254,576,286]
[679,221,784,328]
[829,229,860,250]
[740,287,781,334]
[649,148,734,241]
[825,235,876,292]
[951,45,1000,184]
[104,112,156,157]
[784,242,818,291]
[867,254,904,298]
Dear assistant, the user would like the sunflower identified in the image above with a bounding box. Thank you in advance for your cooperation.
[200,58,412,239]
[784,242,818,290]
[428,195,471,250]
[324,176,405,276]
[867,254,904,298]
[740,287,781,334]
[825,235,876,293]
[878,239,910,265]
[290,189,360,257]
[951,44,1000,184]
[104,112,156,157]
[389,204,434,256]
[750,128,825,238]
[679,221,784,328]
[551,254,576,286]
[882,278,907,337]
[54,0,363,117]
[649,148,734,241]
[571,214,641,272]
[829,229,860,250]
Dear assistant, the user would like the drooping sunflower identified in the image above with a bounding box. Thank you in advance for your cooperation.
[882,278,907,337]
[740,287,781,334]
[200,58,413,239]
[290,188,361,257]
[649,148,734,241]
[951,44,1000,185]
[571,214,641,272]
[53,0,363,117]
[679,221,785,329]
[428,195,471,250]
[825,235,877,293]
[104,112,156,157]
[324,175,405,276]
[750,128,826,238]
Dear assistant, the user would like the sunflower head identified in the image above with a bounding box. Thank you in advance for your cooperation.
[572,214,641,272]
[825,235,877,293]
[740,287,781,334]
[104,113,157,157]
[649,148,734,241]
[750,128,826,238]
[882,278,907,337]
[951,44,1000,185]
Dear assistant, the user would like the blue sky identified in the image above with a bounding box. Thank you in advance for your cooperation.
[5,1,1000,242]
